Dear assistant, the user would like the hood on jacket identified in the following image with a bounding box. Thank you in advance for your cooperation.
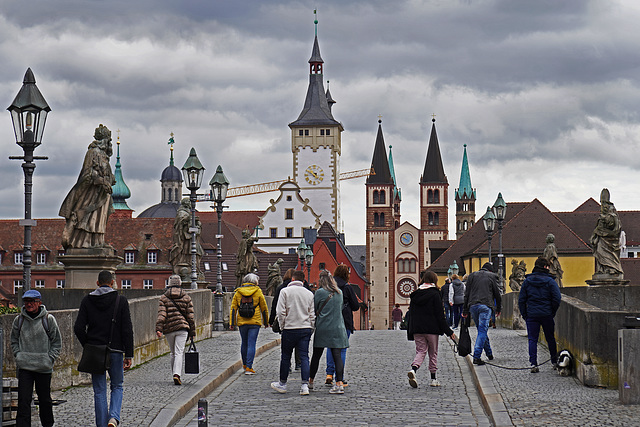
[165,286,186,299]
[237,283,260,297]
[410,286,437,305]
[87,286,118,312]
[524,269,555,287]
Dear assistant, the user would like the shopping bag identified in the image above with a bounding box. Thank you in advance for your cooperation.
[78,344,111,374]
[457,317,472,357]
[185,337,200,374]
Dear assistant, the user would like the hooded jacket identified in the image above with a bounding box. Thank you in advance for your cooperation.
[463,264,502,315]
[74,286,134,358]
[11,305,62,374]
[156,285,196,337]
[230,283,269,327]
[518,267,561,319]
[406,284,454,340]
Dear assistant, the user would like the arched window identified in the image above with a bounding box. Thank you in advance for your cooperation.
[470,202,475,211]
[167,188,172,201]
[434,212,440,225]
[457,220,461,231]
[428,212,434,225]
[427,189,434,203]
[409,259,416,273]
[373,190,379,204]
[434,189,440,203]
[380,212,385,226]
[175,188,179,201]
[463,220,468,230]
[379,190,386,204]
[374,213,379,227]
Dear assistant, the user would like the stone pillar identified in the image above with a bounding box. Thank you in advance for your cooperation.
[59,248,123,288]
[618,328,640,404]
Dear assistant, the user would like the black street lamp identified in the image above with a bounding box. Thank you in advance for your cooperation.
[297,239,307,271]
[209,165,229,332]
[482,206,496,264]
[8,68,50,294]
[182,147,205,290]
[492,193,507,293]
[305,245,314,284]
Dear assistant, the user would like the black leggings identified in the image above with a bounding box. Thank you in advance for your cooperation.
[309,347,343,382]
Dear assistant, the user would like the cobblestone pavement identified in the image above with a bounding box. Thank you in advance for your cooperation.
[468,326,639,427]
[174,330,491,426]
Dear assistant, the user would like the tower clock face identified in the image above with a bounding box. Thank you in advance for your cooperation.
[400,232,413,246]
[304,165,324,185]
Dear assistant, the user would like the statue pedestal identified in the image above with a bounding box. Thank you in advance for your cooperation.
[586,273,630,286]
[60,248,123,288]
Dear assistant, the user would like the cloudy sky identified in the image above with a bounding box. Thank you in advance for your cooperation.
[1,0,640,245]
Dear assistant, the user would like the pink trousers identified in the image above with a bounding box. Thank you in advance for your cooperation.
[412,333,439,373]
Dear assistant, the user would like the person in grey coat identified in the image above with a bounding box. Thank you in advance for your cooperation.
[308,270,349,394]
[11,289,62,427]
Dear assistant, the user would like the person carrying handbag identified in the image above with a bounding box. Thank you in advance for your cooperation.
[156,274,196,385]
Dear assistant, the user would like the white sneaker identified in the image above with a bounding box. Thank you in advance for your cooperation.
[430,379,441,387]
[300,384,310,395]
[407,370,418,388]
[270,381,287,393]
[329,384,344,394]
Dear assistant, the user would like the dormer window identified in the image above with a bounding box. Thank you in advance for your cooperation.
[125,251,135,264]
[36,252,46,265]
[147,251,158,264]
[14,252,23,265]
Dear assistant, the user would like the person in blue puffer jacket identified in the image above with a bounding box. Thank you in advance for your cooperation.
[518,257,562,373]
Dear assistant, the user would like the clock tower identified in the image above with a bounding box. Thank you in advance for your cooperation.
[289,15,344,231]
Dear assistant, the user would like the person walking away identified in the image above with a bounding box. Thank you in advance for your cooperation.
[230,273,269,375]
[518,257,562,373]
[155,274,196,385]
[269,268,294,327]
[309,271,350,394]
[11,290,62,427]
[448,274,465,329]
[441,278,453,327]
[391,304,403,331]
[406,271,456,388]
[325,264,360,386]
[462,262,501,366]
[271,270,315,395]
[74,270,134,427]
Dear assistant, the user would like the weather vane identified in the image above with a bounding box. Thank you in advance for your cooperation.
[116,129,121,145]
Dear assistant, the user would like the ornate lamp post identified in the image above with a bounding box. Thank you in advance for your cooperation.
[482,206,496,265]
[450,260,459,277]
[297,239,307,271]
[209,165,229,331]
[492,193,507,293]
[304,245,314,284]
[182,148,205,290]
[8,68,50,294]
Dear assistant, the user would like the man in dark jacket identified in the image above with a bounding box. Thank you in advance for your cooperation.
[463,262,502,365]
[518,257,562,373]
[440,279,453,327]
[74,271,134,427]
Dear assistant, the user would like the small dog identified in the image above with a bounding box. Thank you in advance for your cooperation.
[556,350,573,377]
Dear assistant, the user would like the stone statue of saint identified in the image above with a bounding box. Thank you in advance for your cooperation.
[169,198,204,281]
[236,228,258,288]
[590,189,623,277]
[543,233,564,287]
[59,124,116,249]
[266,258,284,296]
[508,259,526,292]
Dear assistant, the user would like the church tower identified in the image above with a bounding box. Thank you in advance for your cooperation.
[366,120,396,330]
[289,13,344,231]
[388,145,402,229]
[419,118,448,269]
[455,144,476,239]
[111,132,133,218]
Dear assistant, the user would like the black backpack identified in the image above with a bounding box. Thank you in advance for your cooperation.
[238,295,256,318]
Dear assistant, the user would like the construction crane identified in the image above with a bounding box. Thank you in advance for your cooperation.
[225,168,374,198]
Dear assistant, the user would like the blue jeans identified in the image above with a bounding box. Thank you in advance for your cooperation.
[280,328,312,384]
[239,324,260,369]
[444,303,453,326]
[451,304,463,328]
[91,352,124,427]
[326,329,351,376]
[526,316,558,366]
[470,304,493,360]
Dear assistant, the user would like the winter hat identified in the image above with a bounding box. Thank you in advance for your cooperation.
[168,275,182,287]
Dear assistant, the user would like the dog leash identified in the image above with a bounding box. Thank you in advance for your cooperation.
[450,335,552,370]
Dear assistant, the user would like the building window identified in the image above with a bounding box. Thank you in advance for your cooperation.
[125,252,135,264]
[434,189,440,203]
[147,251,157,264]
[379,190,386,204]
[121,279,132,289]
[320,129,325,135]
[434,212,440,225]
[14,280,23,294]
[319,262,326,270]
[286,195,292,201]
[222,262,228,271]
[428,212,434,225]
[14,252,23,265]
[380,212,385,226]
[56,280,65,289]
[305,129,309,136]
[374,213,379,226]
[286,228,294,238]
[58,250,65,264]
[270,228,277,238]
[285,209,294,220]
[143,279,153,289]
[373,190,379,204]
[427,189,433,204]
[299,130,303,136]
[204,262,211,271]
[326,129,331,136]
[34,280,45,288]
[36,253,46,264]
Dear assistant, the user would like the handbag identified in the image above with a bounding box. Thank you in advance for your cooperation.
[184,337,200,374]
[271,317,281,333]
[78,295,121,374]
[457,316,472,357]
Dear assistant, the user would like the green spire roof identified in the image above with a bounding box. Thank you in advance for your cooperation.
[456,144,475,199]
[388,145,401,201]
[112,137,132,211]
